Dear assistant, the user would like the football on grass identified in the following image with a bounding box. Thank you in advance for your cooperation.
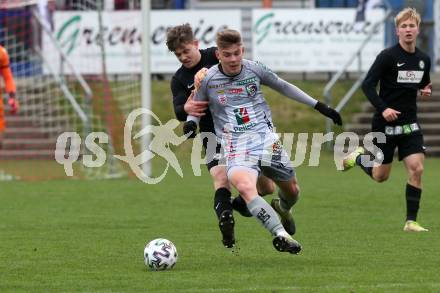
[144,238,178,271]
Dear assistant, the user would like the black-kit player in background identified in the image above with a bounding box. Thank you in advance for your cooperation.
[343,7,432,232]
[166,24,275,249]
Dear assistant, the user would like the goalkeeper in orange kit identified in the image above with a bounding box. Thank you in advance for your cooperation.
[0,45,19,144]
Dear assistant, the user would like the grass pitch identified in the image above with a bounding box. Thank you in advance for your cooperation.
[1,156,440,292]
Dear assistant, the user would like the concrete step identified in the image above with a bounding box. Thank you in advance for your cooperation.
[351,134,440,144]
[426,146,440,156]
[3,125,66,139]
[4,116,37,128]
[342,135,440,150]
[0,149,54,160]
[2,138,56,150]
[346,123,440,135]
[423,135,440,144]
[362,101,440,113]
[3,128,51,139]
[333,145,440,157]
[353,112,440,124]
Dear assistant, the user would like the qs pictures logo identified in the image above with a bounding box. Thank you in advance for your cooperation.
[55,108,187,184]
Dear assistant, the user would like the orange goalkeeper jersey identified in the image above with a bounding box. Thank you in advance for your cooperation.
[0,45,16,100]
[0,45,16,132]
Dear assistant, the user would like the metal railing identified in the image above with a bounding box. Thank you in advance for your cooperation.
[323,1,393,138]
[32,9,93,136]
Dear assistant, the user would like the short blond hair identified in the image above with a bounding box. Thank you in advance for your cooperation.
[394,7,421,27]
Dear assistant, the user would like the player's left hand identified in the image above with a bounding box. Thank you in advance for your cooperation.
[8,93,19,115]
[194,68,208,90]
[183,120,197,139]
[420,83,432,97]
[314,101,343,125]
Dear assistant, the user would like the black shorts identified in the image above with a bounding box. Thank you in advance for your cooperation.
[373,129,425,164]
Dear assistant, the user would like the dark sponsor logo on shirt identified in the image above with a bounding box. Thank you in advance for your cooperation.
[245,83,257,97]
[208,77,257,89]
[235,77,257,86]
[208,82,233,89]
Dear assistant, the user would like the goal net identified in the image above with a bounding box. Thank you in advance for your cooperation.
[0,0,143,180]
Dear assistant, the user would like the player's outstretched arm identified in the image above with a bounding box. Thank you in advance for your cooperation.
[259,67,342,125]
[254,60,341,125]
[272,80,343,125]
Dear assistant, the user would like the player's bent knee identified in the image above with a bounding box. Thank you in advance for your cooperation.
[286,181,300,196]
[374,174,389,183]
[212,174,229,188]
[234,181,253,194]
[258,181,275,196]
[292,183,300,195]
[413,165,424,177]
[233,181,257,201]
[210,166,229,188]
[409,165,423,181]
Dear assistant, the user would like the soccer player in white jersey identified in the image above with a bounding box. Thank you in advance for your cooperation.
[184,29,342,253]
[167,24,276,249]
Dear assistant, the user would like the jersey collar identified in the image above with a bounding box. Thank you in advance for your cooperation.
[218,63,243,78]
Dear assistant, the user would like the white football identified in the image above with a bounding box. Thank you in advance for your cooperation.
[144,238,178,271]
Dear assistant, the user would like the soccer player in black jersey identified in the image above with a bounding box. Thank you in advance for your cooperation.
[343,8,432,232]
[166,24,275,248]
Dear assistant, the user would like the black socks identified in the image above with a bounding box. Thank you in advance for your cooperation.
[356,154,373,177]
[214,188,232,219]
[406,183,421,221]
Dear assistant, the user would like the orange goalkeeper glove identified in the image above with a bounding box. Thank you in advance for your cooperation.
[8,92,19,115]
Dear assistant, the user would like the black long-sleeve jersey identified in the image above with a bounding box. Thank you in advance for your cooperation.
[170,47,218,133]
[362,43,431,126]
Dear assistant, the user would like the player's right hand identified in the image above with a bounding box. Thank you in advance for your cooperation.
[183,120,197,139]
[382,108,401,122]
[184,90,208,117]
